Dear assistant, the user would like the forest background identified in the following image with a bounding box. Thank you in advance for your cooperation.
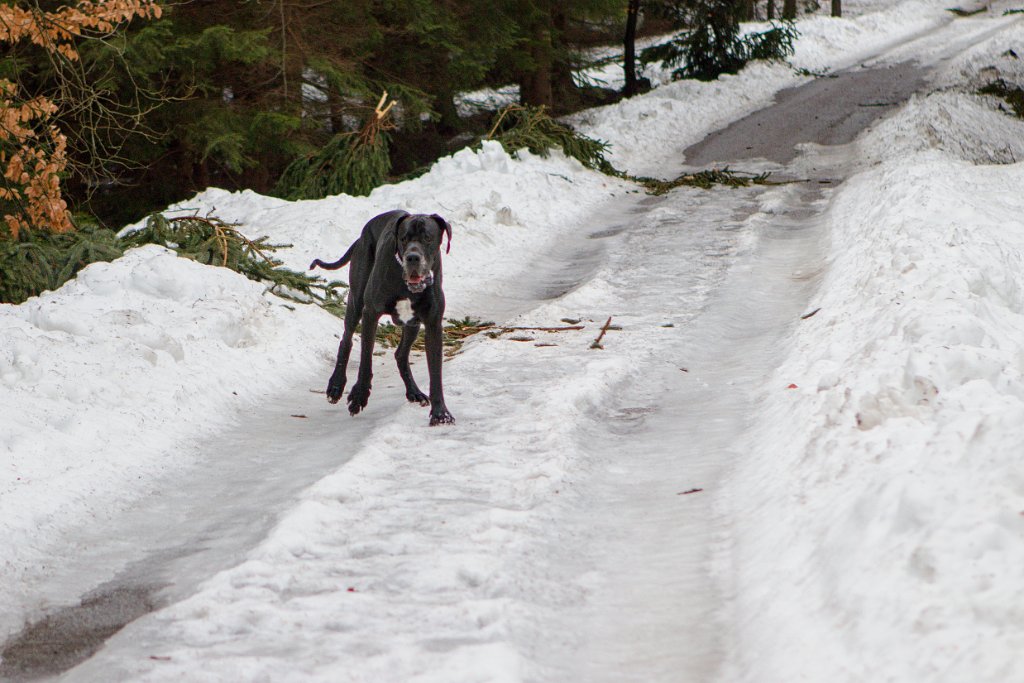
[0,0,828,234]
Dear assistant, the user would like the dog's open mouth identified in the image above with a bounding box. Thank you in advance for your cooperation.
[405,271,432,292]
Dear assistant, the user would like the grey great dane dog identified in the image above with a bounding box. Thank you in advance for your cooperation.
[310,210,454,426]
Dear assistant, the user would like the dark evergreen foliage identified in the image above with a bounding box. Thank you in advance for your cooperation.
[980,79,1024,119]
[1,214,345,312]
[275,96,395,200]
[485,105,618,175]
[642,1,799,82]
[0,223,122,305]
[636,168,774,194]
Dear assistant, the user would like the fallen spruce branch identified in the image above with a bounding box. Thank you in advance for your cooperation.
[591,316,614,349]
[483,104,781,196]
[375,319,594,354]
[374,317,495,354]
[275,91,397,200]
[486,104,617,174]
[947,6,986,16]
[123,212,348,312]
[979,79,1024,119]
[634,168,775,195]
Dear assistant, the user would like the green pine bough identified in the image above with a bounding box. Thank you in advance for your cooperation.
[0,213,347,312]
[979,79,1024,119]
[275,93,396,201]
[0,223,123,305]
[485,104,619,176]
[485,104,773,195]
[121,213,348,310]
[634,168,774,195]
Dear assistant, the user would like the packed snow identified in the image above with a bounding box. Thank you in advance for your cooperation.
[3,1,1024,681]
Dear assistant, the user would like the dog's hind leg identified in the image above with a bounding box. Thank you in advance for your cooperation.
[395,322,429,405]
[326,289,362,404]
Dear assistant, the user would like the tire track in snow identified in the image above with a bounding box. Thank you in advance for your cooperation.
[529,180,827,682]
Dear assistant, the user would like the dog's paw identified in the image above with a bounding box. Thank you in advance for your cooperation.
[347,383,371,415]
[429,408,455,426]
[406,388,429,406]
[326,373,346,404]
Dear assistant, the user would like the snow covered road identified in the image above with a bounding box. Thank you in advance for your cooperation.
[4,2,1024,681]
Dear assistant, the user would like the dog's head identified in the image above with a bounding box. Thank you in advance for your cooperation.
[395,213,451,293]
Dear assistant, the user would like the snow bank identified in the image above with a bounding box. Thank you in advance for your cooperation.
[852,12,1024,165]
[149,141,630,319]
[0,247,339,634]
[724,19,1024,681]
[728,153,1024,683]
[786,0,955,72]
[859,90,1024,164]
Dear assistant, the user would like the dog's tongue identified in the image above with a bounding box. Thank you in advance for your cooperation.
[408,273,422,284]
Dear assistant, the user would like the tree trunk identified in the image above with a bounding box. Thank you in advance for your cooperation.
[520,28,553,108]
[832,0,842,17]
[623,0,641,97]
[782,0,797,20]
[767,0,776,20]
[550,6,579,113]
[519,0,554,108]
[742,0,755,20]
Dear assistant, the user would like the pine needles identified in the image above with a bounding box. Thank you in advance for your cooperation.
[276,92,396,200]
[637,168,774,195]
[373,316,495,353]
[641,0,799,83]
[486,104,620,175]
[1,212,346,312]
[947,7,986,17]
[121,213,347,308]
[483,104,776,194]
[0,222,122,304]
[980,79,1024,119]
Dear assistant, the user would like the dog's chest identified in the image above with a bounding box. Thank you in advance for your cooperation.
[390,298,417,325]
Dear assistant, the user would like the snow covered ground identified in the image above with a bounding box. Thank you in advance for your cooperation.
[722,16,1024,683]
[3,0,1024,681]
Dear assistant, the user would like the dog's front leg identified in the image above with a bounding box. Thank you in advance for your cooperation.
[424,320,454,426]
[347,308,379,416]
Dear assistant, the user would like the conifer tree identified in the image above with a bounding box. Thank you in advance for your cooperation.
[642,0,797,81]
[499,0,623,112]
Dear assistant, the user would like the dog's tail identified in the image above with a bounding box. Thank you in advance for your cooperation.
[309,241,357,271]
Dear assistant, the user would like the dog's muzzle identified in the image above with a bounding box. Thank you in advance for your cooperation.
[405,271,434,293]
[397,250,432,292]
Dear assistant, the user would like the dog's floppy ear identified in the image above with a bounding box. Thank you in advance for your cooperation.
[432,214,452,254]
[393,213,409,240]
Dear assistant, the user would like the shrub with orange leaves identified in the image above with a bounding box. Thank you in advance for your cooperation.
[0,1,162,238]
